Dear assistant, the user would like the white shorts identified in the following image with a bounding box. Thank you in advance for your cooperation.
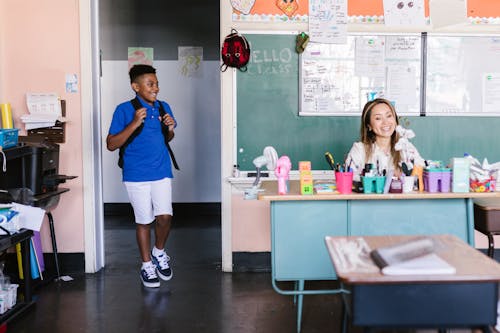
[124,177,173,225]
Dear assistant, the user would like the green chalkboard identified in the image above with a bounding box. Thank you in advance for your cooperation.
[237,34,500,171]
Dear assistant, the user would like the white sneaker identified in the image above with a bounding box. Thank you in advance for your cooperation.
[140,264,160,288]
[151,250,173,281]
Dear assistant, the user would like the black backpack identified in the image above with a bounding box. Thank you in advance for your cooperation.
[118,98,179,170]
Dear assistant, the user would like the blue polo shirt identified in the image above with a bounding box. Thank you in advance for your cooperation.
[108,96,177,182]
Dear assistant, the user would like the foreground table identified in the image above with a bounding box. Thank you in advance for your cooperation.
[325,234,500,332]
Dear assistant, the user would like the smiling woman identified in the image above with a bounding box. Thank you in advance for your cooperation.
[345,98,425,180]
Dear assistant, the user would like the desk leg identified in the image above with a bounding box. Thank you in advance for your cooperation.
[47,212,61,280]
[296,280,304,333]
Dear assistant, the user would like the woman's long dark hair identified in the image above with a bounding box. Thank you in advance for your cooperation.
[360,98,401,171]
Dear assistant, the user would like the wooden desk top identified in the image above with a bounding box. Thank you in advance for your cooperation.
[258,180,500,201]
[325,234,500,284]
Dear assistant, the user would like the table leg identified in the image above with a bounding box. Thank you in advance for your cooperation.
[488,234,495,258]
[47,212,61,280]
[296,280,304,333]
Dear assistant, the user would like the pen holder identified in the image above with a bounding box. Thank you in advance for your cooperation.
[362,176,386,194]
[335,172,353,194]
[402,175,416,193]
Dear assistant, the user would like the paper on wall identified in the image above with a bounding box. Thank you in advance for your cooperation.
[383,0,426,26]
[429,0,466,28]
[22,93,65,130]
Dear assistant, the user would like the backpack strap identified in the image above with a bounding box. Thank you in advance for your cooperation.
[117,98,144,168]
[157,101,180,170]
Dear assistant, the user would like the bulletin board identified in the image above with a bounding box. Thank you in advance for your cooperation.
[231,0,500,23]
[426,35,500,116]
[468,0,500,18]
[299,34,422,116]
[231,0,430,22]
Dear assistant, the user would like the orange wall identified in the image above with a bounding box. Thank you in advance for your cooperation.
[0,0,84,253]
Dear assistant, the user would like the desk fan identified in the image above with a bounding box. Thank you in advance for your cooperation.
[244,146,278,199]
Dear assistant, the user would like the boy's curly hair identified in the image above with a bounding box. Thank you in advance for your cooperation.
[129,64,156,83]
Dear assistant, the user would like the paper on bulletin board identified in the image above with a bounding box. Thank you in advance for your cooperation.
[386,65,417,105]
[383,0,426,26]
[354,36,385,79]
[309,0,348,44]
[232,0,309,22]
[385,36,421,60]
[482,73,500,114]
[429,0,466,28]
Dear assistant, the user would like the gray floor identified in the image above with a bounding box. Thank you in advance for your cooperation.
[6,210,343,333]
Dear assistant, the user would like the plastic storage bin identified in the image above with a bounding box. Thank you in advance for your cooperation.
[362,176,386,194]
[0,128,19,149]
[423,168,452,193]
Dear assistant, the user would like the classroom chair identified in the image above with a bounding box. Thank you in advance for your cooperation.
[473,198,500,258]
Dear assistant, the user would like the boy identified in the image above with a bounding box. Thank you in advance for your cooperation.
[107,64,177,288]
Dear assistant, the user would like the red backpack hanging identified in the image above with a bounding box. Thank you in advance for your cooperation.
[220,29,251,72]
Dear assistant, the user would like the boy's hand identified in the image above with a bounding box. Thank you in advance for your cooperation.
[134,107,147,127]
[161,114,176,132]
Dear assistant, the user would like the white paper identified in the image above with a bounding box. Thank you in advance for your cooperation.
[429,0,466,28]
[309,0,348,44]
[385,36,421,60]
[11,203,46,232]
[381,253,456,275]
[26,93,62,116]
[386,65,417,105]
[383,0,426,26]
[483,73,500,114]
[22,93,65,130]
[178,47,203,78]
[355,37,386,78]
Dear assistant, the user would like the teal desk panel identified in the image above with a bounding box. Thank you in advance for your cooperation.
[272,200,348,281]
[349,199,470,243]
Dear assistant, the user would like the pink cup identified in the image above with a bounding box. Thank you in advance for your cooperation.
[335,172,353,194]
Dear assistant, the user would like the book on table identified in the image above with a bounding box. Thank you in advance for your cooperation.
[370,237,456,276]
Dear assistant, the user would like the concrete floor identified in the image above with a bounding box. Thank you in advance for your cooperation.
[6,210,344,333]
[5,208,492,333]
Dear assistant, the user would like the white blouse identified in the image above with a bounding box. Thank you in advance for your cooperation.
[345,141,425,180]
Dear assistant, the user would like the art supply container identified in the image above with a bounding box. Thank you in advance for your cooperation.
[402,176,416,193]
[470,177,496,192]
[0,103,13,129]
[362,176,386,194]
[423,168,452,193]
[335,171,353,194]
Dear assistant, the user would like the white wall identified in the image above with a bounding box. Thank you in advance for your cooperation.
[101,60,221,203]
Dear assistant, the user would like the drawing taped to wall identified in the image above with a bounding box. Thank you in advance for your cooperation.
[178,47,203,78]
[128,47,154,69]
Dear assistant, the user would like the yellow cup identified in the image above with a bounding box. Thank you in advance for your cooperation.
[0,103,13,129]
